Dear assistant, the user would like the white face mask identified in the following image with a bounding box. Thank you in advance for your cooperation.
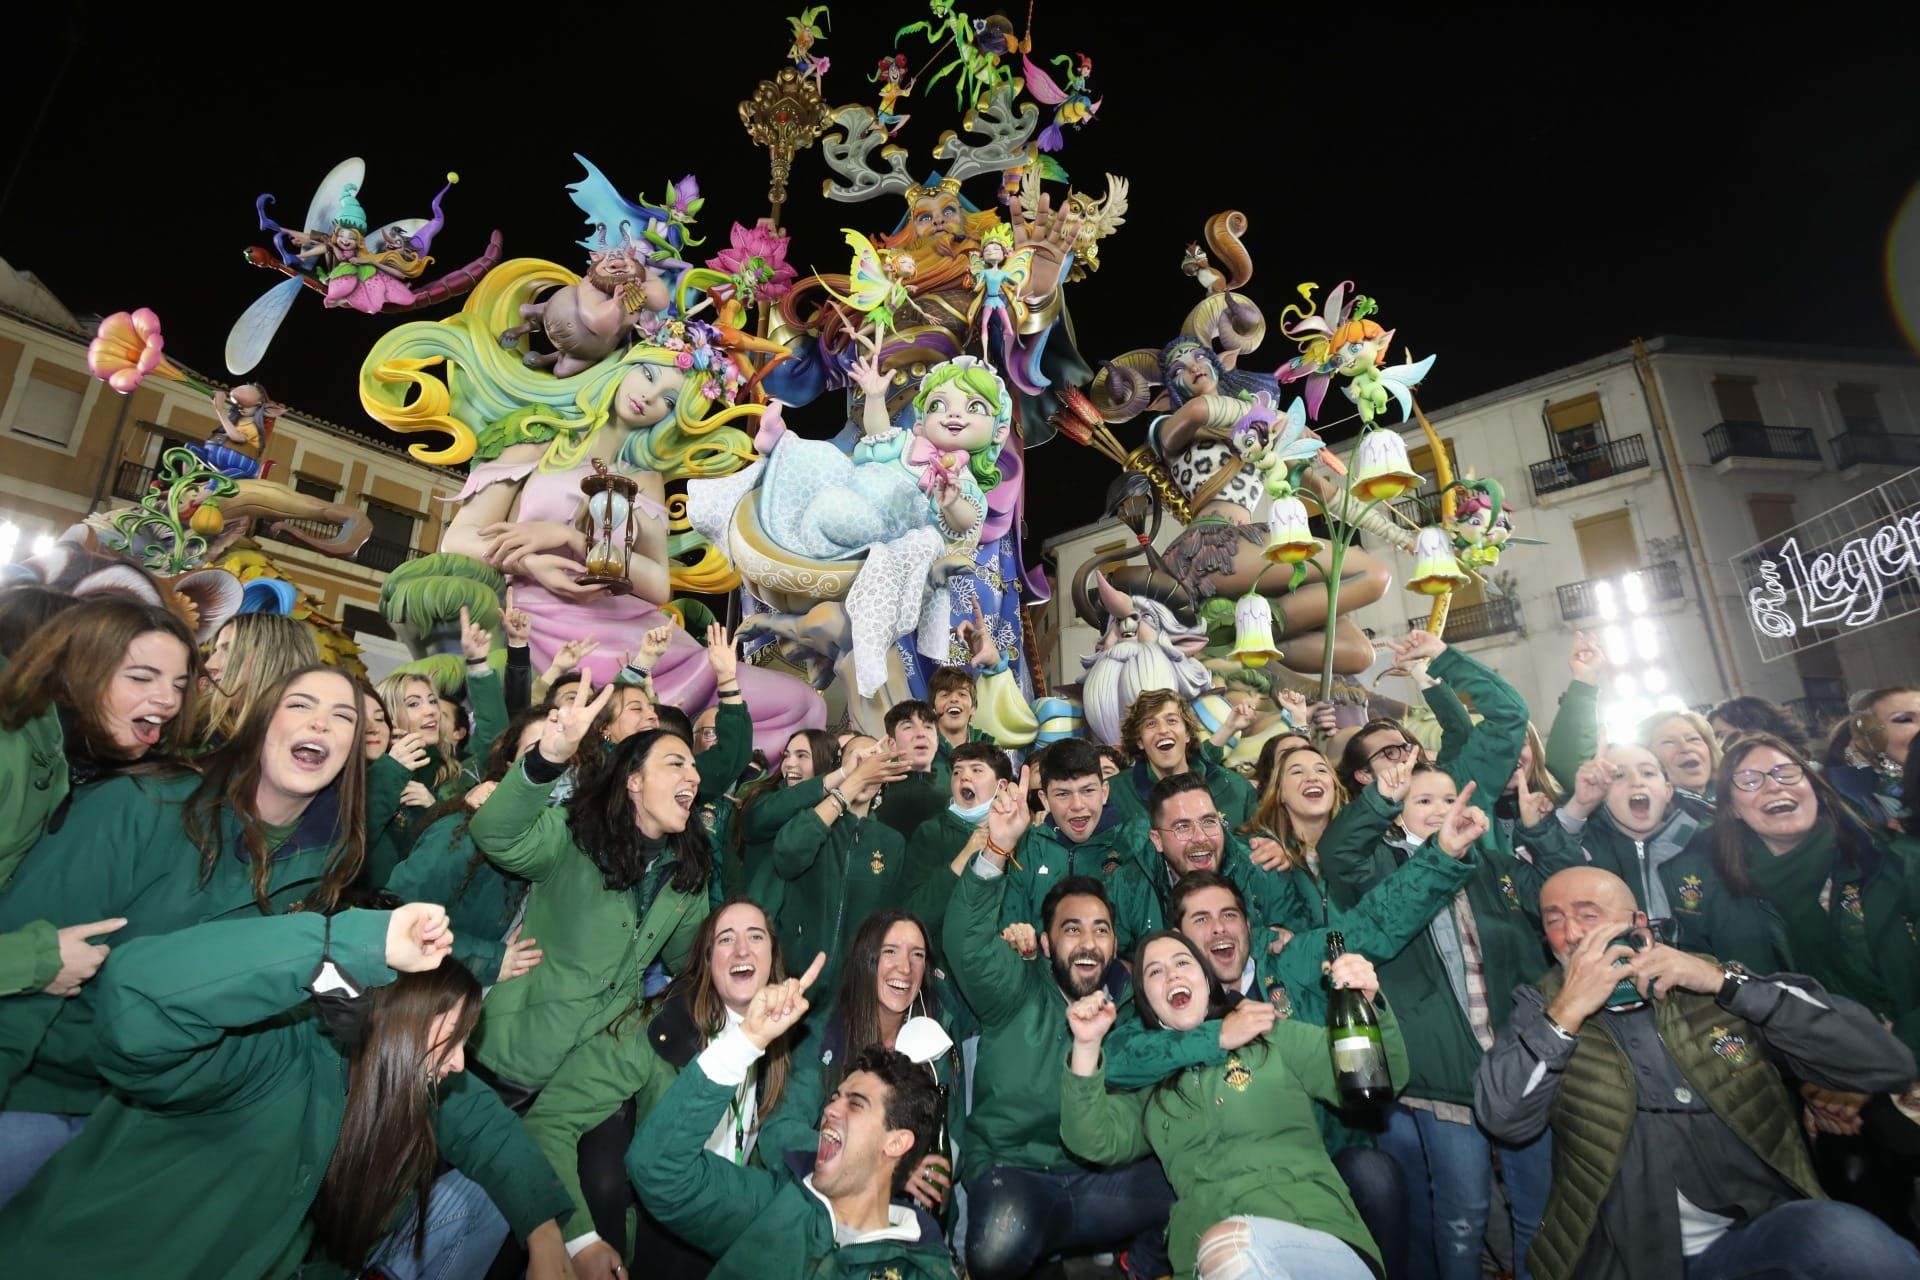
[894,1015,954,1065]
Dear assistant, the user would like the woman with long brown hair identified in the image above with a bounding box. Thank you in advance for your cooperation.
[0,596,198,1000]
[759,908,964,1222]
[196,612,320,749]
[0,662,368,1207]
[0,905,574,1279]
[524,897,803,1280]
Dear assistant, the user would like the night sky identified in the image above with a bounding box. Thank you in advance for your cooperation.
[3,7,1915,542]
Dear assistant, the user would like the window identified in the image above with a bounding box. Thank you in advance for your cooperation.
[1573,509,1640,579]
[366,503,415,550]
[10,376,85,447]
[294,474,338,502]
[1712,376,1762,425]
[1546,393,1607,454]
[1834,384,1883,434]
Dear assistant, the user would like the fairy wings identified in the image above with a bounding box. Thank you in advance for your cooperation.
[818,228,924,343]
[964,245,1037,326]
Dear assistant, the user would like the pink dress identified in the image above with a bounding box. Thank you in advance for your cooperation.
[459,457,826,755]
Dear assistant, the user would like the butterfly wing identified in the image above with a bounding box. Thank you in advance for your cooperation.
[1001,247,1038,293]
[842,228,894,311]
[1020,54,1069,105]
[305,158,366,233]
[1376,354,1438,420]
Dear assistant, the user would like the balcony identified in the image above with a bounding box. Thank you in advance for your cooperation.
[1833,429,1920,470]
[1527,434,1650,499]
[1388,487,1443,527]
[1556,560,1685,622]
[112,460,155,501]
[1704,421,1820,466]
[1406,595,1521,644]
[357,536,419,573]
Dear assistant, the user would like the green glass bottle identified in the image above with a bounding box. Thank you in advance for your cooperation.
[1326,931,1393,1106]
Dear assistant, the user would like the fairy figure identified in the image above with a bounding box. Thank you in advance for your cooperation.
[788,5,831,84]
[189,383,279,481]
[752,353,1010,559]
[1278,281,1436,426]
[820,228,926,352]
[870,54,914,136]
[286,185,431,314]
[1444,476,1541,568]
[965,224,1042,391]
[1020,51,1101,151]
[1229,391,1323,501]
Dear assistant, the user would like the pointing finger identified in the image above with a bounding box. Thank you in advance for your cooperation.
[798,950,828,992]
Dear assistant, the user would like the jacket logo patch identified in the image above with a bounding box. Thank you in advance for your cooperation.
[1839,883,1866,925]
[1267,983,1293,1021]
[1499,874,1522,910]
[870,1269,903,1280]
[1710,1026,1753,1070]
[1102,857,1121,875]
[1223,1054,1252,1092]
[1678,875,1704,911]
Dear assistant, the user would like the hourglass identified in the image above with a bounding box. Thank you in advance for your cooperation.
[576,458,641,593]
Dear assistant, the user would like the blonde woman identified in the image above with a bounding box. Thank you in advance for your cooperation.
[196,614,319,750]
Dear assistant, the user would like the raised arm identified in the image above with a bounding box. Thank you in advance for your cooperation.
[695,626,751,802]
[1543,633,1606,793]
[1059,994,1154,1166]
[470,673,614,879]
[943,775,1035,1027]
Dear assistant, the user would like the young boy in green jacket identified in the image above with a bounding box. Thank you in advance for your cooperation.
[1111,689,1258,830]
[944,784,1175,1280]
[903,742,1013,970]
[628,954,956,1280]
[875,702,952,840]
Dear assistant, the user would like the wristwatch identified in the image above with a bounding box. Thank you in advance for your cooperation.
[1716,961,1753,1006]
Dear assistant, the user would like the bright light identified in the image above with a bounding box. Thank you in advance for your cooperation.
[1604,625,1628,656]
[1633,617,1660,659]
[0,521,17,565]
[29,534,55,558]
[1643,667,1668,693]
[1595,580,1618,621]
[1614,673,1639,696]
[1602,696,1653,743]
[1622,571,1648,613]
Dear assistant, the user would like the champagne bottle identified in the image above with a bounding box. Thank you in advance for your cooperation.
[1326,931,1393,1106]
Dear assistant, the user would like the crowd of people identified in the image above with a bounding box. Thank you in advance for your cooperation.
[1,579,1918,1280]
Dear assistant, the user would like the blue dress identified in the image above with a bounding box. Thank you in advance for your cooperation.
[757,429,983,561]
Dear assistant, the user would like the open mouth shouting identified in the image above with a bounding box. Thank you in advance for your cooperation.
[957,780,981,806]
[1300,781,1327,803]
[1165,981,1194,1012]
[1183,844,1218,871]
[1064,813,1093,838]
[1207,937,1240,968]
[131,713,169,747]
[1153,735,1179,757]
[1069,949,1103,980]
[1673,754,1704,780]
[290,739,333,772]
[816,1124,845,1171]
[1628,789,1653,821]
[1761,795,1799,817]
[674,786,696,815]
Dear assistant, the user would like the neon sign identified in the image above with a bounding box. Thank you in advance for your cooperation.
[1745,518,1920,636]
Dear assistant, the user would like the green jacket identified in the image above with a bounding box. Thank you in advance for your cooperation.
[773,807,910,996]
[697,701,754,805]
[524,985,800,1253]
[1323,823,1546,1106]
[944,863,1148,1184]
[0,704,71,996]
[1062,1006,1409,1279]
[1112,752,1258,831]
[1663,827,1920,1055]
[0,911,570,1279]
[466,762,708,1088]
[0,771,353,1115]
[1542,678,1600,795]
[1566,807,1710,920]
[998,807,1163,957]
[904,809,977,970]
[875,770,950,843]
[629,1042,956,1280]
[384,810,525,983]
[735,776,828,923]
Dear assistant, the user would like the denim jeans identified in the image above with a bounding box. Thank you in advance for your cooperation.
[366,1169,510,1280]
[964,1159,1175,1280]
[1192,1215,1376,1280]
[1377,1104,1552,1280]
[0,1110,88,1210]
[1685,1199,1920,1280]
[1334,1147,1408,1280]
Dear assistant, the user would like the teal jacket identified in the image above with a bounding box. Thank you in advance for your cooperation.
[466,761,708,1088]
[1112,751,1258,831]
[903,809,978,971]
[1563,806,1711,919]
[773,806,910,996]
[0,771,353,1115]
[997,806,1163,957]
[874,770,951,844]
[735,775,830,923]
[0,911,570,1279]
[0,703,72,996]
[384,809,526,983]
[629,1037,957,1280]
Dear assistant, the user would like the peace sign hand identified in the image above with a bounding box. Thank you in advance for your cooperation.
[538,670,614,765]
[1372,757,1412,804]
[1435,780,1489,859]
[958,596,999,669]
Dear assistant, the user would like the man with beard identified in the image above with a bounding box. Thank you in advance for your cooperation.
[944,775,1174,1280]
[903,741,1013,971]
[992,738,1159,955]
[1475,867,1919,1280]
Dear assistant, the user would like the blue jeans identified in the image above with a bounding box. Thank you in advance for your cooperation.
[1334,1147,1407,1280]
[965,1160,1175,1280]
[1377,1104,1552,1280]
[0,1111,88,1210]
[1193,1215,1376,1280]
[1685,1199,1920,1280]
[366,1169,509,1280]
